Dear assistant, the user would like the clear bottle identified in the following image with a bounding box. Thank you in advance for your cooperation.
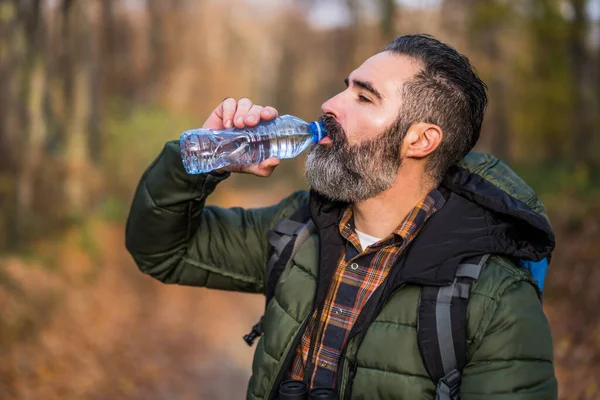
[180,115,325,174]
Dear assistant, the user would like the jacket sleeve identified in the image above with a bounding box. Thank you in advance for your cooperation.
[125,140,308,293]
[461,279,558,400]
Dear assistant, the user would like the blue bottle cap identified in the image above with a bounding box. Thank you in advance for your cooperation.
[309,121,326,143]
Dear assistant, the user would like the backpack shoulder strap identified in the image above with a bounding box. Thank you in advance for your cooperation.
[243,204,314,346]
[265,204,313,302]
[417,254,490,400]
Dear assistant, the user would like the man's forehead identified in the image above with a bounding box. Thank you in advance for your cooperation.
[349,52,422,95]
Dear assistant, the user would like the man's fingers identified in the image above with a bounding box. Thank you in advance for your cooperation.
[245,105,264,126]
[221,98,237,129]
[234,98,253,128]
[211,99,277,130]
[261,106,279,121]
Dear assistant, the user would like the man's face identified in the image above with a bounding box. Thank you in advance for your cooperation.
[305,52,421,202]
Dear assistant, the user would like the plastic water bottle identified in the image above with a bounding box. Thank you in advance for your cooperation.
[179,115,325,174]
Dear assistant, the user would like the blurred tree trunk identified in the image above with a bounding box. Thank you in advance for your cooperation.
[598,4,600,144]
[0,0,19,175]
[61,0,92,218]
[597,0,600,120]
[86,0,115,167]
[440,0,510,159]
[0,0,21,244]
[289,0,361,108]
[327,0,361,94]
[568,0,595,168]
[99,0,128,99]
[440,0,473,44]
[482,39,509,161]
[273,24,297,114]
[100,0,138,107]
[514,0,571,162]
[345,0,361,65]
[273,10,309,114]
[16,61,48,244]
[379,0,396,40]
[146,0,187,102]
[100,0,117,79]
[469,1,512,161]
[598,0,600,121]
[146,0,164,97]
[9,0,48,247]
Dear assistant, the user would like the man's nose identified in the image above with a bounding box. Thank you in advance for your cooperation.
[321,93,341,118]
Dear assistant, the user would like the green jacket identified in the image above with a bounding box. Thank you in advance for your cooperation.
[125,141,558,400]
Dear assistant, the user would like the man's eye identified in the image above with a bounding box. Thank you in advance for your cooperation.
[358,95,371,103]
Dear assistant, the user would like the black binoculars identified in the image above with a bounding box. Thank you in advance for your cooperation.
[278,380,337,400]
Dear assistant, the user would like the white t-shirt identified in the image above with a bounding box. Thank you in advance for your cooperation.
[355,229,383,251]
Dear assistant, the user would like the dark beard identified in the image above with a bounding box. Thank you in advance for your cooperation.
[305,114,406,202]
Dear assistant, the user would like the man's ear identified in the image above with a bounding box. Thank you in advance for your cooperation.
[402,122,443,159]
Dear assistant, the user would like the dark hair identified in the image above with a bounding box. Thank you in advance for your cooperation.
[382,34,488,182]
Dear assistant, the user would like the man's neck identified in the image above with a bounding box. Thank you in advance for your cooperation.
[352,168,434,239]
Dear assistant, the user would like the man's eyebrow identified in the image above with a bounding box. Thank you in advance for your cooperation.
[344,77,383,100]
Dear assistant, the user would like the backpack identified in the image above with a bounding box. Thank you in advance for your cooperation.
[243,205,548,400]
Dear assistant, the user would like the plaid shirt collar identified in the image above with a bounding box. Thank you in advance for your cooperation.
[338,188,446,251]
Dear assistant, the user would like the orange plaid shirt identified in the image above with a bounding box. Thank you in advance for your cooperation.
[288,189,444,389]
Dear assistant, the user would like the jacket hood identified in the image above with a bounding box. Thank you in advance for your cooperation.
[448,152,554,260]
[395,151,555,285]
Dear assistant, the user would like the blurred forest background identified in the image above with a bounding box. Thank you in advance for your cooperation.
[1,0,599,398]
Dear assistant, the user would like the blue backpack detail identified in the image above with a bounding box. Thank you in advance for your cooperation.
[519,258,549,292]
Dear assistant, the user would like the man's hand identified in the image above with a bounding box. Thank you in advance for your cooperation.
[203,97,281,177]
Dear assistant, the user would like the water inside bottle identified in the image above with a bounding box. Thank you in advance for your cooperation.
[180,116,322,174]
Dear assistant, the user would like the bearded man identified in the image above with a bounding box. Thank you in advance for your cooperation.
[126,34,557,400]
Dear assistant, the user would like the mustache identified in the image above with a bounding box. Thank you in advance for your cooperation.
[319,114,347,147]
